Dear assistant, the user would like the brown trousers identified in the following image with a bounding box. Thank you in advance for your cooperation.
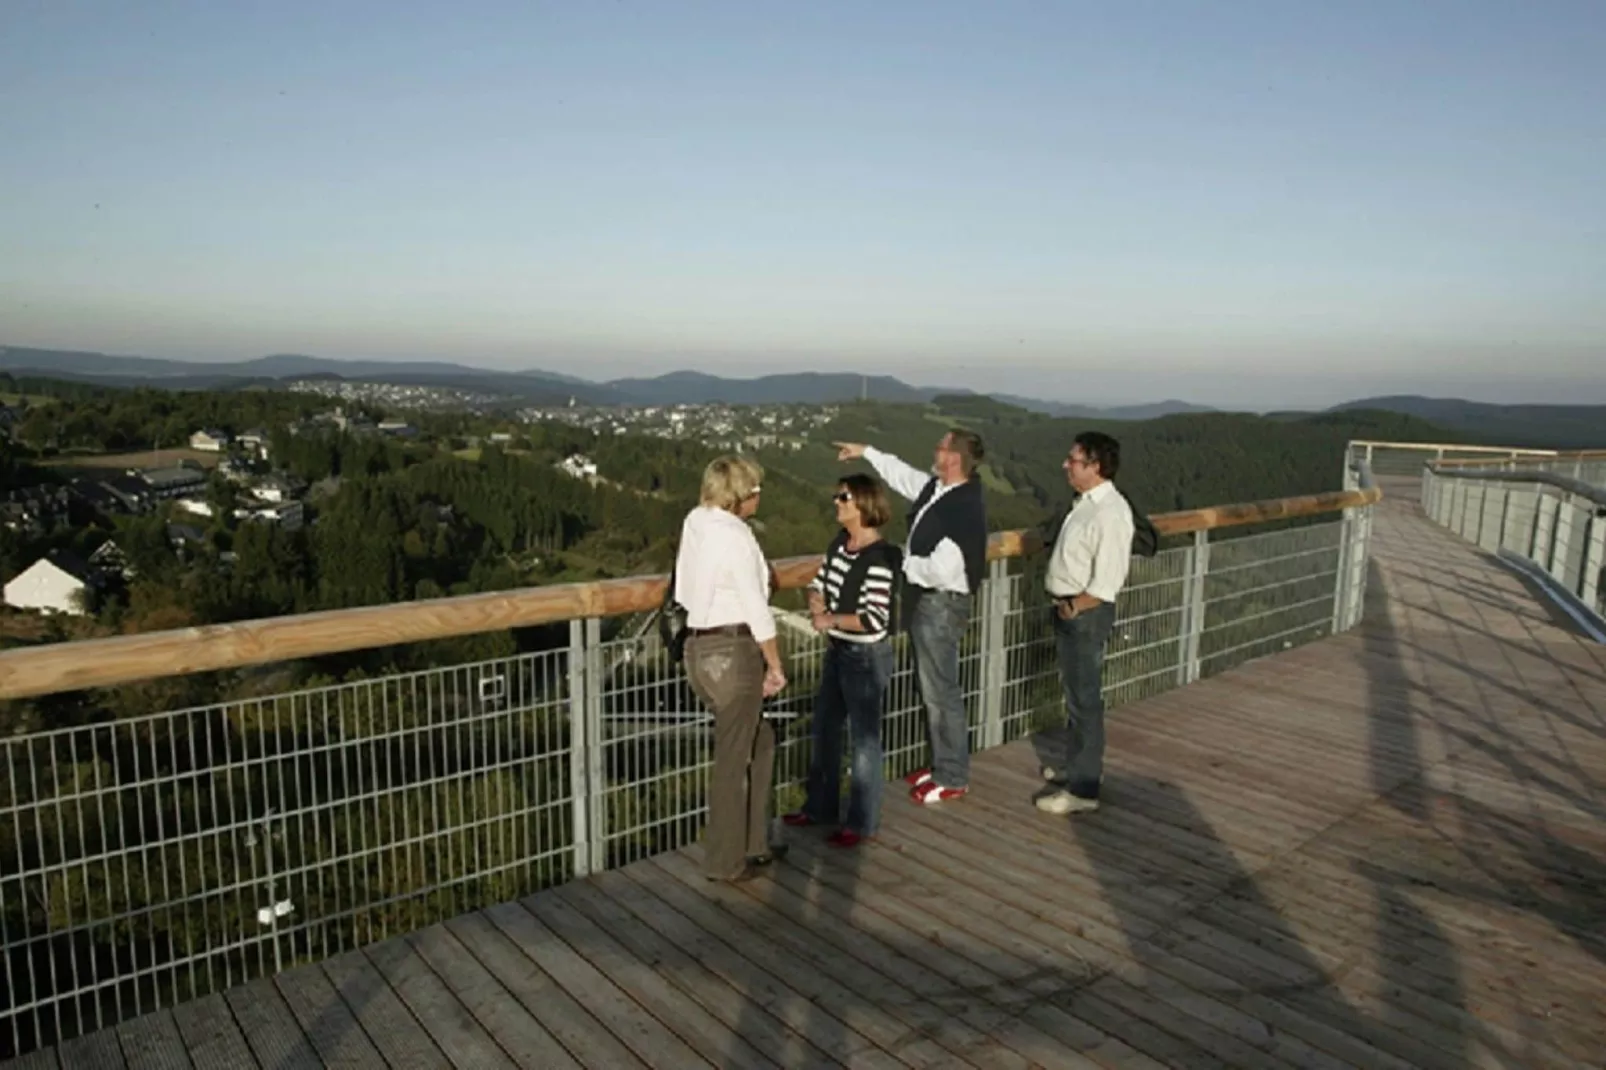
[684,633,775,879]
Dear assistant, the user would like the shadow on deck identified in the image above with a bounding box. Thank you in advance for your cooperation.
[9,481,1605,1069]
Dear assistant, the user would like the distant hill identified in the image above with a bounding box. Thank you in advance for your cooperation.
[992,394,1220,420]
[606,370,951,405]
[1327,395,1606,450]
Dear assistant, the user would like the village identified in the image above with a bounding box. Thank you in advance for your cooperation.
[0,390,842,618]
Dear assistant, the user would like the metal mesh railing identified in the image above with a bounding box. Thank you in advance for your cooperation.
[1421,465,1606,625]
[0,503,1376,1058]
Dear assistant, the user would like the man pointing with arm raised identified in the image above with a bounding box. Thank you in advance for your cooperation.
[835,430,988,804]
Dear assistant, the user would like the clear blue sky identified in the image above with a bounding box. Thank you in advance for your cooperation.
[2,1,1602,408]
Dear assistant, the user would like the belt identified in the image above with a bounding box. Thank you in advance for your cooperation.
[687,623,752,638]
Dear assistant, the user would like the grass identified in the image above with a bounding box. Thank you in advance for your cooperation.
[42,448,220,472]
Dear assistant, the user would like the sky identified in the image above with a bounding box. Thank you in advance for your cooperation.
[2,0,1603,409]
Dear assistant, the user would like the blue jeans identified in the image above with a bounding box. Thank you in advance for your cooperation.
[1038,602,1116,799]
[909,589,972,789]
[803,638,895,835]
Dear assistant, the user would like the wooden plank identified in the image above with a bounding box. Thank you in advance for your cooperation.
[0,1046,63,1070]
[552,879,833,1069]
[520,885,778,1070]
[587,868,902,1069]
[482,900,707,1070]
[645,851,992,1070]
[856,812,1362,1070]
[222,980,317,1070]
[320,950,451,1070]
[744,841,1168,1068]
[442,911,643,1069]
[115,1011,193,1070]
[273,961,389,1069]
[51,1029,121,1070]
[363,936,516,1069]
[168,995,255,1070]
[404,925,578,1070]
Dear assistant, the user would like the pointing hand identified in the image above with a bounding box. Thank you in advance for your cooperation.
[834,442,867,462]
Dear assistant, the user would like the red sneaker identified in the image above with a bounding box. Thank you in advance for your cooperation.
[827,829,865,848]
[911,781,968,805]
[780,812,816,827]
[903,768,933,786]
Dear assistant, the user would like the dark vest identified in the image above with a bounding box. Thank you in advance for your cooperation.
[905,474,988,595]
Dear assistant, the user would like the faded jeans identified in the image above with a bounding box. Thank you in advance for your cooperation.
[802,638,895,836]
[909,589,972,789]
[1037,601,1116,799]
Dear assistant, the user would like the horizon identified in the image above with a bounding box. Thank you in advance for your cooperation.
[3,2,1603,409]
[4,340,1603,412]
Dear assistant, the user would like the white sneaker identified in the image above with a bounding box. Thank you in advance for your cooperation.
[1035,789,1100,815]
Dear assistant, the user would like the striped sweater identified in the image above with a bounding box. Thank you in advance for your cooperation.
[809,533,901,643]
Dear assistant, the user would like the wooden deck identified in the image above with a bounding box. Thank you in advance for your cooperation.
[9,479,1606,1069]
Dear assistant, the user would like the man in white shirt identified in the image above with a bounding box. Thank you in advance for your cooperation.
[836,430,989,804]
[1036,431,1135,815]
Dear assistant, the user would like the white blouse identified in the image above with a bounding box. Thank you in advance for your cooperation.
[674,506,777,642]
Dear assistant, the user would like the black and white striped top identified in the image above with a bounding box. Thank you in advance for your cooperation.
[809,533,900,643]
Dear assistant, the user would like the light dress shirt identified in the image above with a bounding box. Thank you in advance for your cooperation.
[674,506,777,641]
[862,447,970,595]
[1044,481,1135,603]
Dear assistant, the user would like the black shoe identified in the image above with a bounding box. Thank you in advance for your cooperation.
[747,843,790,867]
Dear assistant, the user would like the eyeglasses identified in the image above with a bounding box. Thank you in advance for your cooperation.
[832,492,853,503]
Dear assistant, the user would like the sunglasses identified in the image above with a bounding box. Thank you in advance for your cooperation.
[832,491,853,503]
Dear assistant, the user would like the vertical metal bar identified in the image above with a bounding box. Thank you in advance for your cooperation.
[1331,509,1354,634]
[584,617,607,875]
[1178,530,1208,685]
[1351,505,1376,629]
[978,557,1008,751]
[566,619,591,879]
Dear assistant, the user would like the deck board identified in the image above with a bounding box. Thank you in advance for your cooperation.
[7,477,1606,1068]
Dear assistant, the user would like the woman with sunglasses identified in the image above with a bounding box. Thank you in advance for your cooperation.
[784,474,901,847]
[676,455,787,881]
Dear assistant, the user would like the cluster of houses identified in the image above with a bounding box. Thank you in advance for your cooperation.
[2,426,318,617]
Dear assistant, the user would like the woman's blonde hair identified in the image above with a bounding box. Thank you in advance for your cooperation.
[700,455,765,512]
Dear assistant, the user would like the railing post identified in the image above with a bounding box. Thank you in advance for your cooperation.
[1583,509,1606,617]
[1177,530,1208,685]
[1551,500,1582,594]
[567,618,606,878]
[978,557,1009,751]
[1332,507,1357,633]
[584,616,607,874]
[1354,504,1376,627]
[1533,494,1558,574]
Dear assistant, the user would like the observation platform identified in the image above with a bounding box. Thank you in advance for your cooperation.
[5,475,1605,1068]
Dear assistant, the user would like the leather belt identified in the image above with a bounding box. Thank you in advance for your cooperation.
[687,623,752,638]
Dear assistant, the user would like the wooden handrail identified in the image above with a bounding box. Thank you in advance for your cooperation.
[0,486,1381,701]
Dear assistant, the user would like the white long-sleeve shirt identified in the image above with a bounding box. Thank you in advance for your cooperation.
[674,506,777,641]
[862,446,971,594]
[1045,481,1135,603]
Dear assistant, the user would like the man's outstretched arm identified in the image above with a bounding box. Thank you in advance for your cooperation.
[834,441,928,501]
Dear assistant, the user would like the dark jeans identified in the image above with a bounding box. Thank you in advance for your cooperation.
[909,589,972,789]
[803,638,895,836]
[1038,601,1116,799]
[684,633,774,878]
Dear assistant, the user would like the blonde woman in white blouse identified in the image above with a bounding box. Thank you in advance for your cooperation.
[675,455,787,882]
